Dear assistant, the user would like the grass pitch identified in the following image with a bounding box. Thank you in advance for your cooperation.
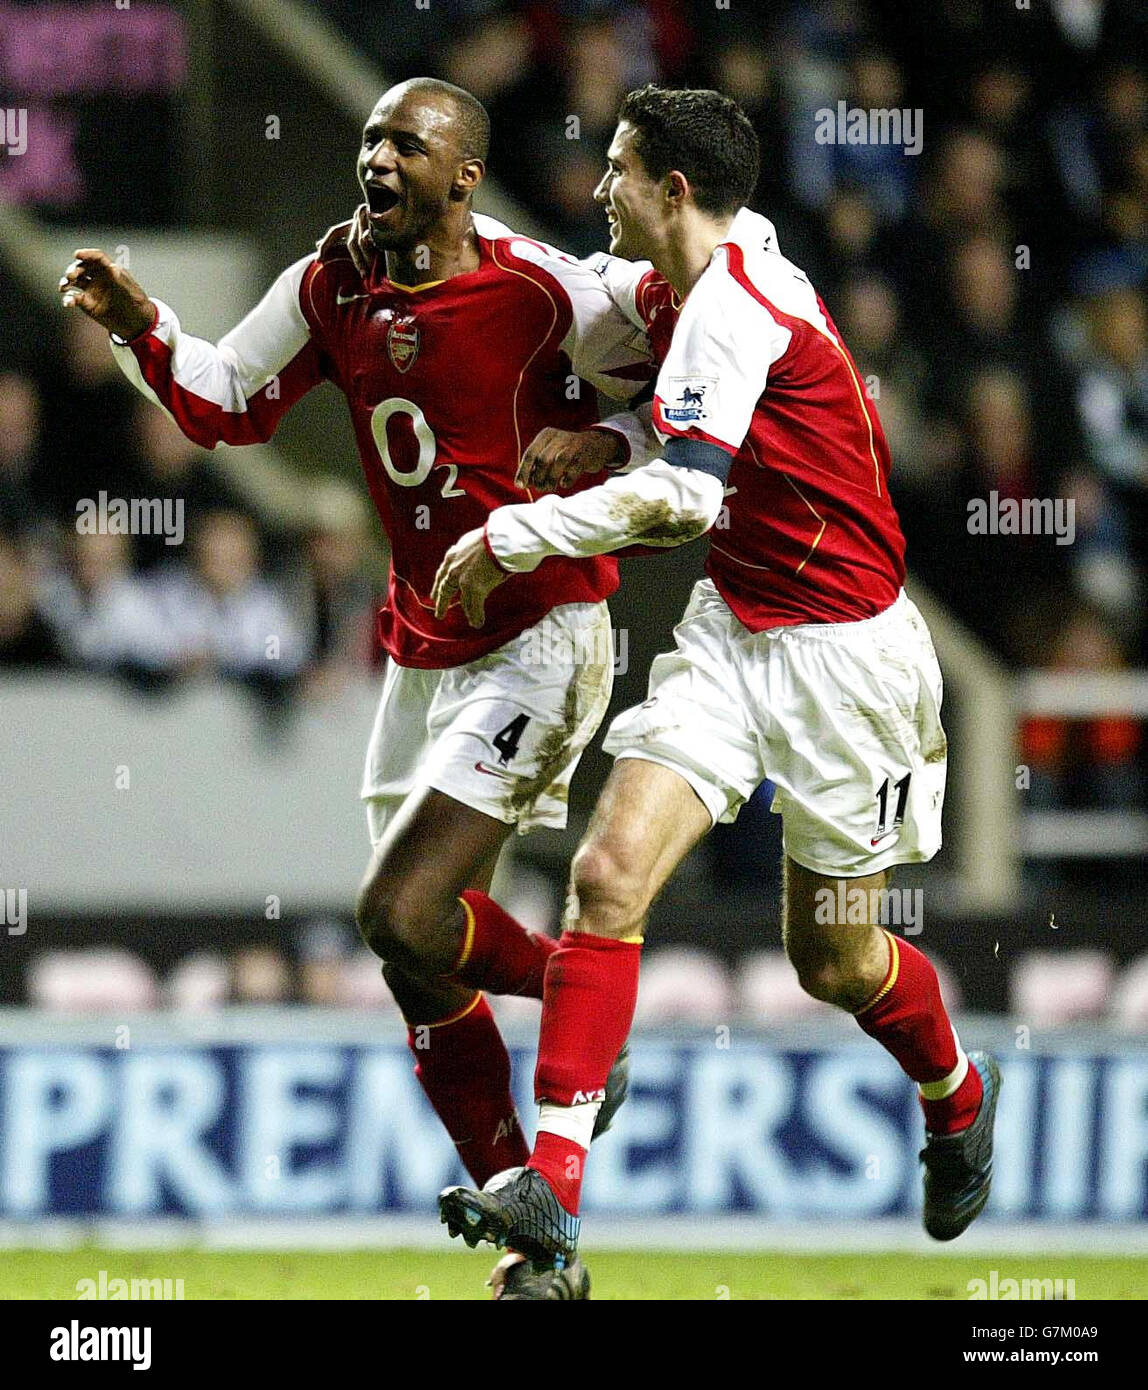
[2,1248,1143,1300]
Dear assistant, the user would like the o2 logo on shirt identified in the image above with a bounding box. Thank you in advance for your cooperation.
[663,376,716,424]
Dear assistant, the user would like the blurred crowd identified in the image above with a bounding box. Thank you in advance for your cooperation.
[20,925,1148,1030]
[320,0,1148,812]
[0,313,384,720]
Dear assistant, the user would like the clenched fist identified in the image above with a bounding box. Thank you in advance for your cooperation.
[515,425,625,492]
[58,249,156,341]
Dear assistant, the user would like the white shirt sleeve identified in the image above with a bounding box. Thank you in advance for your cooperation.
[109,255,319,446]
[581,251,659,331]
[484,456,726,572]
[593,399,657,472]
[652,249,791,454]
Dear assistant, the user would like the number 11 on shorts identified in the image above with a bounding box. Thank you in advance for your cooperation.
[873,772,910,845]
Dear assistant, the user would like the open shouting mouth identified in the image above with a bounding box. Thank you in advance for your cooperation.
[365,182,402,225]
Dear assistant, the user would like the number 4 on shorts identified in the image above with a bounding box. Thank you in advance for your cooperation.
[493,713,530,766]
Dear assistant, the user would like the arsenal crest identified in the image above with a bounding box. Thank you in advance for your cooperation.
[387,314,420,372]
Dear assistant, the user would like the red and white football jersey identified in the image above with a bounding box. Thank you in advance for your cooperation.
[591,208,907,628]
[112,214,655,667]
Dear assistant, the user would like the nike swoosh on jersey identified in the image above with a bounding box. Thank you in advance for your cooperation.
[474,761,512,779]
[335,290,370,305]
[870,830,898,847]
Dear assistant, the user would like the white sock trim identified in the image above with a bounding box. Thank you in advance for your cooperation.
[538,1100,602,1150]
[919,1032,969,1101]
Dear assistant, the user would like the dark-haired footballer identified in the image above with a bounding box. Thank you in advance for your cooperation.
[435,85,1001,1267]
[59,76,661,1300]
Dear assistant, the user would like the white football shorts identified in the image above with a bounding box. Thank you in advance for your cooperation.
[362,601,614,847]
[602,579,947,877]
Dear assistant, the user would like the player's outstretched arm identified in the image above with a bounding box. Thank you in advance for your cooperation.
[58,245,325,450]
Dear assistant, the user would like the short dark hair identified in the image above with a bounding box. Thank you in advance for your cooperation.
[617,85,759,216]
[403,77,490,163]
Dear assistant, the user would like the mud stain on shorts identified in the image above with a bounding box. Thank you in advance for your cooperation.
[923,730,948,764]
[508,645,610,816]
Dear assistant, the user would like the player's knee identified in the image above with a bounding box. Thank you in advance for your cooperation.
[355,876,438,967]
[567,841,649,937]
[355,877,398,959]
[787,943,867,1008]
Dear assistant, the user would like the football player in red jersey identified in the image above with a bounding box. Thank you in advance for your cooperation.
[435,86,1000,1266]
[58,77,657,1299]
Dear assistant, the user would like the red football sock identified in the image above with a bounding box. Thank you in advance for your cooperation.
[921,1063,984,1135]
[528,931,642,1214]
[854,931,983,1135]
[451,889,557,999]
[408,992,528,1186]
[529,1129,587,1216]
